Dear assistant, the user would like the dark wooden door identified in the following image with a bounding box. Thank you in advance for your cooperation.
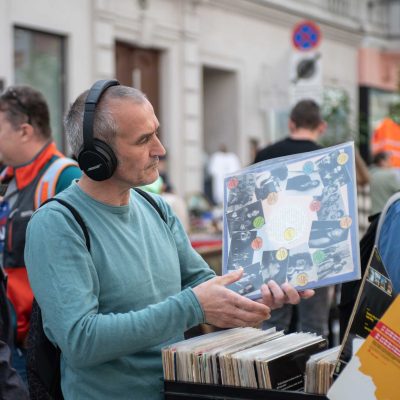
[115,41,160,125]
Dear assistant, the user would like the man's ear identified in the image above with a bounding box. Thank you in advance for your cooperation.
[288,120,296,133]
[317,121,328,135]
[19,123,35,142]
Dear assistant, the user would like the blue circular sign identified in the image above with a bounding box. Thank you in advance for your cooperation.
[292,21,321,51]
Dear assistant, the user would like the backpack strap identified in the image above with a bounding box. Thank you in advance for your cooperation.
[34,157,79,209]
[134,187,166,223]
[374,192,400,246]
[39,190,166,253]
[40,198,91,252]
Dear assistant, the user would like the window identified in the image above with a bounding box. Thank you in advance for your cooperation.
[14,27,66,150]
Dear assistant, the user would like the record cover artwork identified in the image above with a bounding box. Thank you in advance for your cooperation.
[223,142,360,299]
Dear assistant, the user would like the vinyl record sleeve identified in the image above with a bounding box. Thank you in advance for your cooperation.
[223,142,360,299]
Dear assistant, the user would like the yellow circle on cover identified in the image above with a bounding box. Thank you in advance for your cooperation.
[284,227,296,241]
[337,153,348,165]
[276,247,288,261]
[296,273,309,286]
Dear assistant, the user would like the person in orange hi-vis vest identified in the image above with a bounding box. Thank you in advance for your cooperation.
[371,117,400,167]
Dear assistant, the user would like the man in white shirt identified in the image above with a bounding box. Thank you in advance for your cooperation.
[208,145,241,206]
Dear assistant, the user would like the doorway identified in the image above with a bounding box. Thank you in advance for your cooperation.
[202,67,239,155]
[115,41,161,130]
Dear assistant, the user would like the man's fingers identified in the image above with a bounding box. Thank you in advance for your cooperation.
[236,295,270,316]
[217,268,244,286]
[260,283,274,307]
[266,280,287,305]
[280,282,301,304]
[299,289,315,299]
[225,301,270,326]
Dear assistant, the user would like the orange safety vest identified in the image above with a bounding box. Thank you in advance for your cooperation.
[0,143,77,344]
[371,117,400,167]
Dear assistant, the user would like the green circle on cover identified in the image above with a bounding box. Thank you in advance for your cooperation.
[253,216,265,229]
[313,250,326,264]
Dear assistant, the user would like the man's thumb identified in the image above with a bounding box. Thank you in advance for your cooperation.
[218,268,244,286]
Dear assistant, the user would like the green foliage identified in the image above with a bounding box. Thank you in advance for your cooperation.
[319,87,355,147]
[388,69,400,124]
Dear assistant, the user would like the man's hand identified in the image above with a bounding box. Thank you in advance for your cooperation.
[193,269,271,328]
[259,280,315,310]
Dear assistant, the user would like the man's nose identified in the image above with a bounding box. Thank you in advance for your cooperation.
[153,135,166,156]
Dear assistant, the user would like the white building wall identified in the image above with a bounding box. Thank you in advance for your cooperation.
[198,1,361,158]
[0,0,93,102]
[0,0,390,196]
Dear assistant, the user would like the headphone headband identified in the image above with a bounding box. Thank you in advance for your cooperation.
[82,79,120,150]
[78,79,120,181]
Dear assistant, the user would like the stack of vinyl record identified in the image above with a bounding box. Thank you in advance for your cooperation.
[304,346,340,394]
[162,327,327,391]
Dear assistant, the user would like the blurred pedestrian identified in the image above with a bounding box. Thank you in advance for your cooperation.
[208,144,241,206]
[0,266,29,399]
[249,137,260,164]
[141,155,190,232]
[0,85,81,382]
[371,116,400,167]
[254,99,326,163]
[369,151,400,215]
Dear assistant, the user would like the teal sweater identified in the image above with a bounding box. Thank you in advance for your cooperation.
[25,182,215,399]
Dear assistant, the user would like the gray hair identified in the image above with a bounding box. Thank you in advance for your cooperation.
[64,85,147,157]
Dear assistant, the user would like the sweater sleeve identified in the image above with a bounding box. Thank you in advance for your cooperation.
[24,206,207,368]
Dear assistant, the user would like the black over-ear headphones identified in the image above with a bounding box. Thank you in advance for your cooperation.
[78,79,120,181]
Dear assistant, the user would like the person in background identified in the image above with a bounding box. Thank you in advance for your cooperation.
[254,99,331,338]
[249,137,260,165]
[25,82,314,399]
[0,85,81,382]
[354,148,370,187]
[371,110,400,167]
[369,151,400,215]
[0,266,29,399]
[141,155,190,232]
[208,144,241,206]
[254,100,326,163]
[159,158,191,232]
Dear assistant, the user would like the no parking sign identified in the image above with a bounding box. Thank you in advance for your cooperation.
[290,20,323,105]
[292,20,321,51]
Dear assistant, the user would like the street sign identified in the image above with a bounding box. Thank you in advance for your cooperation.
[290,20,323,104]
[289,51,322,105]
[292,20,321,51]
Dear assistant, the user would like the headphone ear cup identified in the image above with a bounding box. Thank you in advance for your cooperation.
[78,139,117,181]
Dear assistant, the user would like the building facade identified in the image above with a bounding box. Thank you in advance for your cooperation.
[0,0,399,196]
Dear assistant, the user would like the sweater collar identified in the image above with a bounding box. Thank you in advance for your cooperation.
[1,141,63,190]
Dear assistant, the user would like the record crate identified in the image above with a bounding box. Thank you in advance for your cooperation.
[164,380,329,400]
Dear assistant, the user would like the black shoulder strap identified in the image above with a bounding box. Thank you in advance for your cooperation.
[40,190,166,252]
[40,198,91,252]
[134,188,167,223]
